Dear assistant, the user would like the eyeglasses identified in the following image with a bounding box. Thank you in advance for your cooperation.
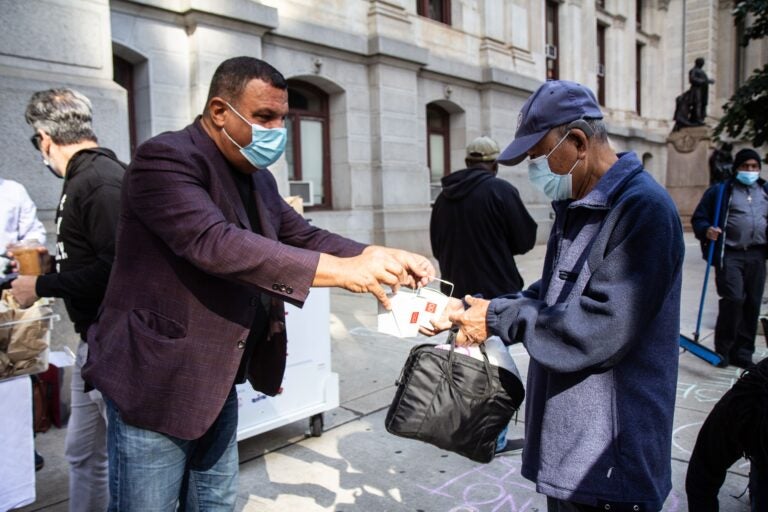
[30,133,42,151]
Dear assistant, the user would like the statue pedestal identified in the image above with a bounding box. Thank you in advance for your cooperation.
[665,126,711,224]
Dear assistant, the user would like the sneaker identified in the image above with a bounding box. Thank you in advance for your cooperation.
[35,451,44,471]
[495,437,525,455]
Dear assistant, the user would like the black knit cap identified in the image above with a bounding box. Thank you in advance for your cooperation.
[733,148,762,171]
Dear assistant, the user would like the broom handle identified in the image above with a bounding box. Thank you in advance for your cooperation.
[694,182,726,341]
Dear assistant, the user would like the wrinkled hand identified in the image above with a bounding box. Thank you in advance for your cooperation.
[315,246,434,309]
[419,297,464,336]
[10,275,39,308]
[449,295,490,346]
[368,246,434,290]
[706,226,722,241]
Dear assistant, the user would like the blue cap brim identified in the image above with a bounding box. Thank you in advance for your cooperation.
[497,129,549,166]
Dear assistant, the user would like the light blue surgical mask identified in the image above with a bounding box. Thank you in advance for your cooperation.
[223,102,287,169]
[735,171,759,186]
[527,132,580,201]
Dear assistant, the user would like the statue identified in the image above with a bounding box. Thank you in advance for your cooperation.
[708,142,733,185]
[689,57,715,123]
[673,57,715,131]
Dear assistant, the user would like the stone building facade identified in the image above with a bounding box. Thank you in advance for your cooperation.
[1,0,766,256]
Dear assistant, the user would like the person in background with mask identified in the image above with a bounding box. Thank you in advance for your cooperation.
[11,88,125,511]
[692,148,767,369]
[428,80,684,511]
[429,135,536,454]
[81,56,434,510]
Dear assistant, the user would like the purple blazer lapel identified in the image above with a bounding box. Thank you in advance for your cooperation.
[189,120,251,230]
[253,184,277,241]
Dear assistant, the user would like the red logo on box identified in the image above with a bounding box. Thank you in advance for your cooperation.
[425,302,437,313]
[410,312,419,324]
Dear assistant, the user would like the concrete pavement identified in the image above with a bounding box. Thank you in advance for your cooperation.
[17,233,766,511]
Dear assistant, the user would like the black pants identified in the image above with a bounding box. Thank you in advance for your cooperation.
[714,247,766,364]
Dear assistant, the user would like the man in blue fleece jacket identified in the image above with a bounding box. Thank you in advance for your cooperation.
[439,81,684,511]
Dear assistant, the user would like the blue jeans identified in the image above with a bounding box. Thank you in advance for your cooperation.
[105,387,239,511]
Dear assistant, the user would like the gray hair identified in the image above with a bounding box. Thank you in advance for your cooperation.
[25,88,98,145]
[555,118,609,144]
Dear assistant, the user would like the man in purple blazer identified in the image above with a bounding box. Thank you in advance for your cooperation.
[82,56,433,510]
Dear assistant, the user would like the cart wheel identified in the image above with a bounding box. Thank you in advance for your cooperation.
[310,414,323,437]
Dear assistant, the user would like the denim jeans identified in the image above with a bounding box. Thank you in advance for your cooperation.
[105,387,239,511]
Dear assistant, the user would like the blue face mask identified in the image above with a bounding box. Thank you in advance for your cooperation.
[224,102,287,169]
[736,171,759,186]
[528,132,580,201]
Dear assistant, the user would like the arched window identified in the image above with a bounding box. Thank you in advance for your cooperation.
[285,81,331,209]
[427,104,450,202]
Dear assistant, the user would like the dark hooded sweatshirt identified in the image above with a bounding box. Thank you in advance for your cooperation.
[35,148,125,335]
[429,167,537,299]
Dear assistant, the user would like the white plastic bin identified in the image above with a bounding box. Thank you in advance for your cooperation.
[236,288,338,440]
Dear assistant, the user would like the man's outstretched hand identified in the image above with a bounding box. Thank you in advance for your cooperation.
[314,245,435,309]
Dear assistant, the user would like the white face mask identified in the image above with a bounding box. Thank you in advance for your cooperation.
[527,132,579,201]
[42,151,64,179]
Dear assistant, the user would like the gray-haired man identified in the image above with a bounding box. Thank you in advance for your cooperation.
[434,80,684,511]
[12,88,125,511]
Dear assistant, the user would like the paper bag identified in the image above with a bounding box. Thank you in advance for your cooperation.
[0,291,54,379]
[414,284,452,330]
[377,290,422,338]
[376,279,454,338]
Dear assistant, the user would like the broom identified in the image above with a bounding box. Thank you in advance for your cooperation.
[679,182,726,366]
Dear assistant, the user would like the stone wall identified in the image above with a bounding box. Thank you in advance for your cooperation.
[3,0,764,259]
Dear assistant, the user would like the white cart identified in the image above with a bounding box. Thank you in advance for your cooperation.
[236,288,338,440]
[0,311,58,511]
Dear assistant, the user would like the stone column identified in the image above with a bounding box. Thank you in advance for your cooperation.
[365,1,432,252]
[184,6,278,117]
[479,0,511,70]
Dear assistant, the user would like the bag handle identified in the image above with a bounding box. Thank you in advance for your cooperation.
[445,331,497,399]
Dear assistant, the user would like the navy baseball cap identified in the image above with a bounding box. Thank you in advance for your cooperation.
[498,80,603,166]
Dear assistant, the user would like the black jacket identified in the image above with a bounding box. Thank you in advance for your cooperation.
[35,148,125,335]
[430,167,537,298]
[685,358,768,511]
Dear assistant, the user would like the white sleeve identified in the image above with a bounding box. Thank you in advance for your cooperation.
[16,184,46,245]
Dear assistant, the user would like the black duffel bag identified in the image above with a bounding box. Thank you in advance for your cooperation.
[385,336,525,463]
